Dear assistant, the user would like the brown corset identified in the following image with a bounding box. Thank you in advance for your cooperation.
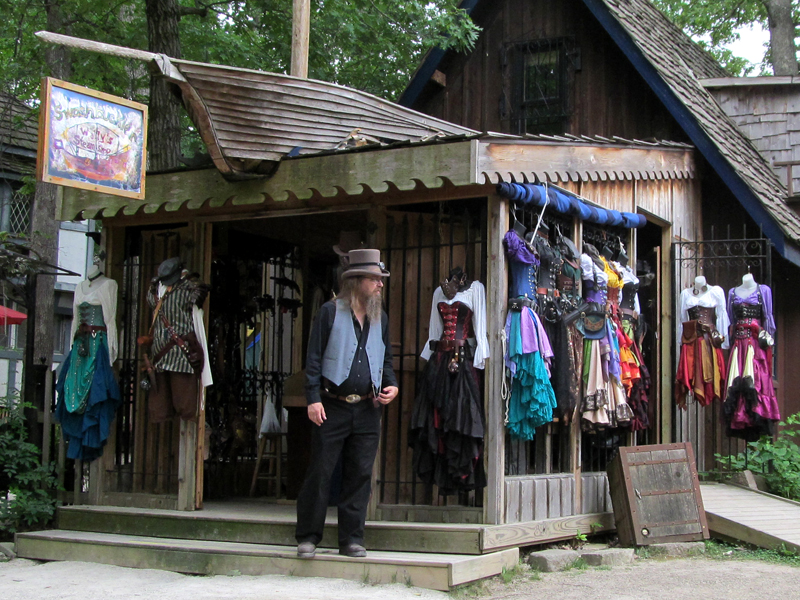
[687,305,716,329]
[606,287,620,308]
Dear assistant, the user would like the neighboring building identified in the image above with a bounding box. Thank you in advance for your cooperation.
[700,76,800,200]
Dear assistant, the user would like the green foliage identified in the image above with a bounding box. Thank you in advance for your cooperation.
[715,412,800,502]
[704,539,800,567]
[652,0,799,75]
[0,397,59,538]
[0,0,481,132]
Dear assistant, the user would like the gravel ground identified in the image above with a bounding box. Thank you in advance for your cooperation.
[2,554,798,600]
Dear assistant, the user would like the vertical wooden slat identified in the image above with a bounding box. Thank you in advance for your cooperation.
[547,477,561,518]
[534,477,548,520]
[520,478,534,522]
[484,194,508,524]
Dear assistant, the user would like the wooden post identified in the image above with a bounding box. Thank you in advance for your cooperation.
[194,222,213,509]
[484,195,508,525]
[367,205,386,520]
[290,0,311,79]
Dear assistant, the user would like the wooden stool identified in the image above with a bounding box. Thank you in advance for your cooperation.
[249,432,286,498]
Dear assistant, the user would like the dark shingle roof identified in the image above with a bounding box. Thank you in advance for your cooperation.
[584,0,800,250]
[0,93,38,155]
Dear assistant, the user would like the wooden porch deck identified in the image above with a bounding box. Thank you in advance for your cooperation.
[700,483,800,553]
[15,501,614,590]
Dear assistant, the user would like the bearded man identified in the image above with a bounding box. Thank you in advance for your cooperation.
[296,248,398,559]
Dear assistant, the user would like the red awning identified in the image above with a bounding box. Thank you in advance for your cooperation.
[0,305,27,325]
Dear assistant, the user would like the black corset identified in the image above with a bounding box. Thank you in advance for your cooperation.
[535,238,562,291]
[732,303,762,321]
[620,282,638,311]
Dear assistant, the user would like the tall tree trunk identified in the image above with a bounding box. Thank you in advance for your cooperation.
[146,0,183,171]
[763,0,798,75]
[31,0,71,364]
[24,0,71,447]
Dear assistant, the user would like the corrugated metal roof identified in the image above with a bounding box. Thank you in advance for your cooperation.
[168,59,478,178]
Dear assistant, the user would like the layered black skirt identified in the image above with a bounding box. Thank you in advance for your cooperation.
[408,345,486,494]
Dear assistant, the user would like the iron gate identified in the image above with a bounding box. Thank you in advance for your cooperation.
[671,225,772,475]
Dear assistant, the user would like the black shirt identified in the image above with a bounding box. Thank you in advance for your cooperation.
[305,300,397,405]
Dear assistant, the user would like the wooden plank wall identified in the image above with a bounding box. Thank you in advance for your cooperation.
[414,0,688,143]
[504,473,610,524]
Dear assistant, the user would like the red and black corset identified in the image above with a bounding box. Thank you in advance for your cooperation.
[438,302,474,341]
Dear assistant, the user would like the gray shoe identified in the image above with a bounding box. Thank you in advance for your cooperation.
[297,541,316,558]
[339,543,367,558]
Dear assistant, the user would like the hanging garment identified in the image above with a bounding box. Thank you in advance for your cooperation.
[504,307,557,440]
[55,277,121,461]
[723,285,779,440]
[409,281,489,494]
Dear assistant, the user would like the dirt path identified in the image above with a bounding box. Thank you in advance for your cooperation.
[2,555,798,600]
[477,556,799,600]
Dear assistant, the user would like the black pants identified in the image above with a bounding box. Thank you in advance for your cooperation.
[295,397,382,547]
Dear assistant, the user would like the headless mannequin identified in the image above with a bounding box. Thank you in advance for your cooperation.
[734,273,758,298]
[693,275,708,295]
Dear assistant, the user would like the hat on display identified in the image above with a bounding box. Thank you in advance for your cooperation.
[333,230,364,257]
[342,249,390,278]
[157,257,184,286]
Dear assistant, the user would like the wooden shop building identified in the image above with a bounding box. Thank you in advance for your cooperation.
[18,0,800,588]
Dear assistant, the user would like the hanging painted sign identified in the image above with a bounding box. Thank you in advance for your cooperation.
[37,77,148,200]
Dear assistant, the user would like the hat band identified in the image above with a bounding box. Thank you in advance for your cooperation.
[348,261,385,269]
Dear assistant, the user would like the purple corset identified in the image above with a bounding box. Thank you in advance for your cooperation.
[584,281,607,305]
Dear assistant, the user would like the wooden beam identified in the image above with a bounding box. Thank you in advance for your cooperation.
[59,141,477,221]
[484,194,508,525]
[290,0,311,79]
[60,140,698,223]
[478,142,695,183]
[481,512,615,551]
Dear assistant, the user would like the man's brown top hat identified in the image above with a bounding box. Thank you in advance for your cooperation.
[333,230,364,257]
[342,249,390,278]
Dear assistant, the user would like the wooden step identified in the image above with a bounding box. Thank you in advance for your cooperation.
[15,529,518,591]
[56,504,485,555]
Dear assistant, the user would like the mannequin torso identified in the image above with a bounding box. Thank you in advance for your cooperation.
[734,273,758,299]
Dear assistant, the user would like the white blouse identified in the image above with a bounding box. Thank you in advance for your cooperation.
[70,276,118,365]
[420,281,490,369]
[679,285,730,349]
[580,254,609,286]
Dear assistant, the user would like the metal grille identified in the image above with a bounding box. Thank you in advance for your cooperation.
[378,199,487,507]
[506,37,577,136]
[671,225,772,475]
[8,190,31,236]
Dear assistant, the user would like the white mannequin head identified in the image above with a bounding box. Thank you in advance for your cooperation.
[693,275,707,293]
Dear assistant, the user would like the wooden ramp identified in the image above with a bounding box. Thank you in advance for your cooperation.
[700,483,800,553]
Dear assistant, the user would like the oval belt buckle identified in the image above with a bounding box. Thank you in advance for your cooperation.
[345,394,361,404]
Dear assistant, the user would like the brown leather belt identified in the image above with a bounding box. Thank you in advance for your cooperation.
[621,308,639,320]
[322,390,373,404]
[430,339,467,352]
[537,287,559,297]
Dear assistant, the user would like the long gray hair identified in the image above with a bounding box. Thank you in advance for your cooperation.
[339,276,383,324]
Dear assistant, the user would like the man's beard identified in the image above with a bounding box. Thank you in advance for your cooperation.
[359,289,383,324]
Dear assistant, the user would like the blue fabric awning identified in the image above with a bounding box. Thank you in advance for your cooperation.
[496,183,647,229]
